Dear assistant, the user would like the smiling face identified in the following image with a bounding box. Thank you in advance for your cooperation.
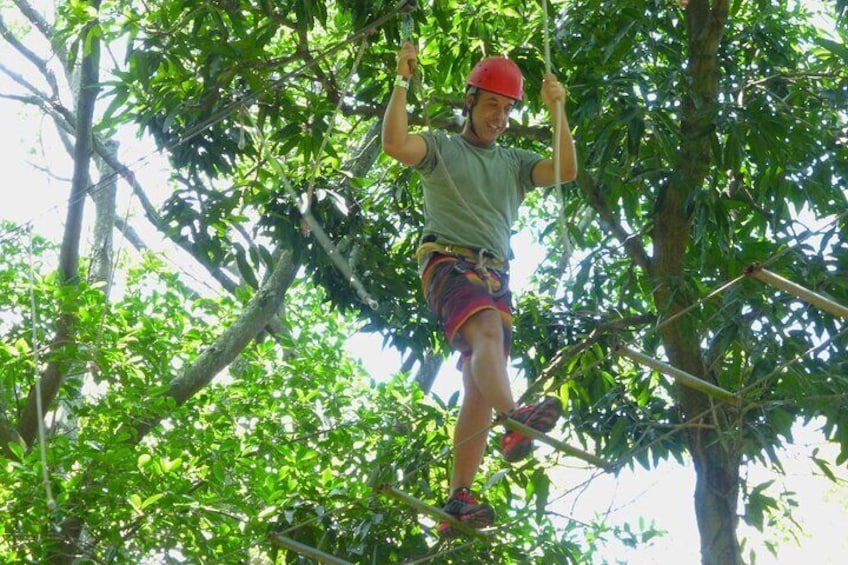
[462,89,516,146]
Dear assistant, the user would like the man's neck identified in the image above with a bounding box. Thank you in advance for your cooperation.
[461,128,496,148]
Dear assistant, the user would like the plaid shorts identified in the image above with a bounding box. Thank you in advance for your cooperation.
[421,253,513,357]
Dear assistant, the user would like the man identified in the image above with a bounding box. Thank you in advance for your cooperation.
[382,41,578,537]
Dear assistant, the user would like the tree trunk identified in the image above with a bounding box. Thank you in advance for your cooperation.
[31,3,102,563]
[17,0,101,448]
[408,351,443,394]
[689,409,742,564]
[89,139,119,292]
[651,2,741,564]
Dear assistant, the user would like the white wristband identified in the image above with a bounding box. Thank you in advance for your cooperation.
[394,75,410,90]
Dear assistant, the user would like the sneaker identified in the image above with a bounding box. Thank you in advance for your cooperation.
[436,488,495,538]
[499,397,563,463]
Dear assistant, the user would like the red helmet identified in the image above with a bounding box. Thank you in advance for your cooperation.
[466,56,524,101]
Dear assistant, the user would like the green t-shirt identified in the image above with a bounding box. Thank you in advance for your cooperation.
[415,131,542,266]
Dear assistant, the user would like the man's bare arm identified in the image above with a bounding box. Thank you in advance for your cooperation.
[532,74,577,186]
[381,41,427,166]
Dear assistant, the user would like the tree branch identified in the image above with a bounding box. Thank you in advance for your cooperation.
[11,0,53,39]
[11,0,70,70]
[0,61,47,99]
[575,169,653,274]
[0,12,60,97]
[413,351,442,394]
[113,215,148,252]
[135,244,298,441]
[0,92,41,104]
[17,3,102,447]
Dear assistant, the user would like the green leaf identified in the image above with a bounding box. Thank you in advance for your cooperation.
[811,453,837,482]
[128,493,143,513]
[141,493,165,510]
[235,246,259,289]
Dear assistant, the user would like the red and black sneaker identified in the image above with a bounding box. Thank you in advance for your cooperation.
[436,488,495,538]
[499,397,563,463]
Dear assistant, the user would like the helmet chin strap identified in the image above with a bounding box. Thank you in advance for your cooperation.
[463,88,480,139]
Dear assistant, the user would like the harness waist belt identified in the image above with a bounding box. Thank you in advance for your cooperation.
[417,239,505,271]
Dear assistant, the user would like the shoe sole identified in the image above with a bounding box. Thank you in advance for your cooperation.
[502,397,563,462]
[520,397,563,433]
[502,436,533,463]
[438,505,495,538]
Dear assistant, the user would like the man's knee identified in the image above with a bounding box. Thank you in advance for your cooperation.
[462,309,504,346]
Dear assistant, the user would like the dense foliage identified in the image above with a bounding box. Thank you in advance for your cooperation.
[1,0,846,563]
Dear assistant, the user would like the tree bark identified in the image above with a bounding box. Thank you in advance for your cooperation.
[651,2,741,564]
[89,140,119,291]
[413,352,443,394]
[17,1,101,448]
[135,244,298,441]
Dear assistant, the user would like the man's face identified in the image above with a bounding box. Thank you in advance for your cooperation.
[466,90,516,145]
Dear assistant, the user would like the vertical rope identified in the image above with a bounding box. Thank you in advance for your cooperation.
[542,0,561,190]
[27,225,56,510]
[401,3,415,42]
[542,0,553,75]
[542,0,571,271]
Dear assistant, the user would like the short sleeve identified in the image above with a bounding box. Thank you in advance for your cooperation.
[414,131,443,176]
[515,148,544,193]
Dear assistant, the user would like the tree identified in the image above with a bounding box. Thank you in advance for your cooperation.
[0,0,609,562]
[523,1,847,563]
[1,0,846,563]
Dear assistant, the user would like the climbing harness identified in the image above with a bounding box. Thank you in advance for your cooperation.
[417,237,508,297]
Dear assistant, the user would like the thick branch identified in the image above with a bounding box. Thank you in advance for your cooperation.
[135,245,298,441]
[89,141,118,290]
[413,352,442,394]
[18,8,102,446]
[113,215,148,251]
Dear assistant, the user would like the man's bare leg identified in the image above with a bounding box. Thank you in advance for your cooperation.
[461,309,515,414]
[450,309,516,492]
